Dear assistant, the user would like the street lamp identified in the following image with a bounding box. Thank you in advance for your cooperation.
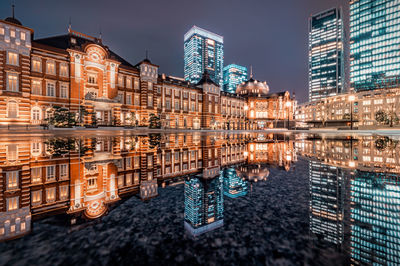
[348,95,356,130]
[285,101,291,130]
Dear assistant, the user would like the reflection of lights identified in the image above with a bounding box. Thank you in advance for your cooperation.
[286,155,292,161]
[348,95,355,102]
[349,161,356,168]
[244,105,248,111]
[243,151,248,157]
[249,144,254,152]
[285,101,291,107]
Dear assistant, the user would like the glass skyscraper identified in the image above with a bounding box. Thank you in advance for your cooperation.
[223,167,248,198]
[309,8,345,102]
[184,175,224,237]
[350,170,400,264]
[222,64,248,93]
[350,0,400,91]
[309,161,345,246]
[184,25,224,86]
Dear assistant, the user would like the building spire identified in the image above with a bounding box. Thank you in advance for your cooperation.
[68,16,72,33]
[250,65,253,79]
[99,26,102,40]
[12,4,15,19]
[145,50,149,60]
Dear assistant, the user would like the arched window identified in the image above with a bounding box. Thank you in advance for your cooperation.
[7,101,18,118]
[31,107,42,121]
[31,142,42,157]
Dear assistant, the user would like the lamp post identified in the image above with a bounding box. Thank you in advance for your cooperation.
[285,101,291,130]
[348,95,355,130]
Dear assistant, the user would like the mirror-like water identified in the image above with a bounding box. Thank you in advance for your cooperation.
[0,132,399,265]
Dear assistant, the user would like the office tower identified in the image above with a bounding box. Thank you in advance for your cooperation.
[350,0,400,91]
[184,25,224,86]
[222,64,248,93]
[184,175,224,237]
[223,167,248,198]
[309,161,344,246]
[350,170,400,264]
[309,8,345,102]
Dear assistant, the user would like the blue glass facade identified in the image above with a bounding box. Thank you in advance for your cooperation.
[184,26,224,86]
[184,175,224,236]
[309,8,345,102]
[350,0,400,91]
[222,64,248,93]
[223,168,248,198]
[309,161,345,245]
[350,170,400,264]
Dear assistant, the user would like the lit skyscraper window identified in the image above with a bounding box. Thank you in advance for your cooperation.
[184,26,224,86]
[350,0,400,91]
[223,64,248,93]
[309,8,345,102]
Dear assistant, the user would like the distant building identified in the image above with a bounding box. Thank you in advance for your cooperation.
[223,168,248,198]
[184,26,224,86]
[350,0,400,92]
[309,7,345,102]
[184,175,224,237]
[222,64,248,93]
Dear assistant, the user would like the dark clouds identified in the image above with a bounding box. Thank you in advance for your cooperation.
[1,0,349,103]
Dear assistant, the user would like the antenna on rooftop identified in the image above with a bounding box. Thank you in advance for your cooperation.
[12,3,15,19]
[99,26,102,40]
[250,65,253,78]
[145,50,149,60]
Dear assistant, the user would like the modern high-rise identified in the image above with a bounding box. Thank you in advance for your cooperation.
[184,25,224,86]
[222,64,248,93]
[184,175,224,237]
[309,8,345,102]
[350,0,400,91]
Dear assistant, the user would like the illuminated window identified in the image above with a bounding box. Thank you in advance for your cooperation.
[32,58,41,72]
[148,82,153,91]
[46,61,56,75]
[126,174,132,185]
[126,93,132,105]
[60,84,68,98]
[7,101,18,118]
[126,158,132,169]
[134,78,139,90]
[118,175,124,187]
[60,164,68,179]
[7,197,19,211]
[60,64,68,77]
[0,27,4,35]
[7,73,18,92]
[20,32,26,41]
[31,80,42,95]
[10,30,15,38]
[20,222,26,231]
[59,185,68,200]
[6,171,18,190]
[134,94,140,106]
[46,165,55,181]
[118,92,124,103]
[147,155,153,167]
[31,168,42,183]
[46,82,55,97]
[118,75,124,86]
[134,172,140,183]
[46,187,56,202]
[31,190,42,205]
[126,78,132,88]
[148,95,153,106]
[7,52,18,66]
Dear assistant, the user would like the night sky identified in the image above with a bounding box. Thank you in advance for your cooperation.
[1,0,348,103]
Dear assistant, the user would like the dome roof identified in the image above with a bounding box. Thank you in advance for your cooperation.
[236,77,270,96]
[4,17,22,26]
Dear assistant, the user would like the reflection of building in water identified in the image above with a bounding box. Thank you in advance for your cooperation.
[309,161,344,246]
[184,173,224,237]
[223,168,248,198]
[350,170,400,265]
[0,133,296,241]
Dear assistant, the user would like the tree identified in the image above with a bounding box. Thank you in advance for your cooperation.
[148,114,161,129]
[375,110,388,124]
[45,106,76,127]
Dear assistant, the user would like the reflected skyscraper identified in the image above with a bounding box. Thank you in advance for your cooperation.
[222,64,248,93]
[309,161,344,246]
[184,25,224,86]
[184,175,224,237]
[350,0,400,91]
[350,170,400,264]
[309,7,345,102]
[223,167,248,198]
